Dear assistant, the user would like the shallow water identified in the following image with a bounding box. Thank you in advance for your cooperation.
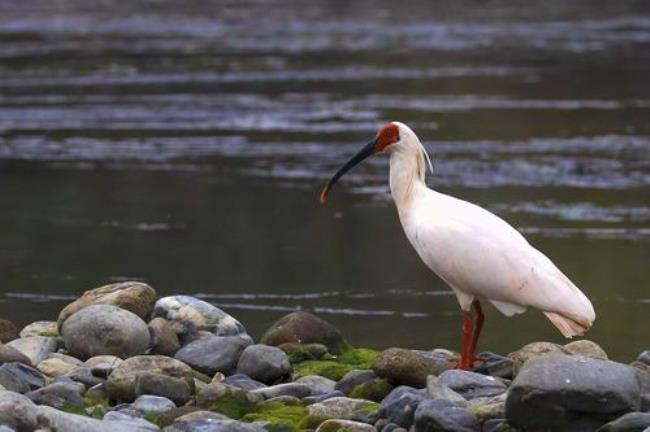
[1,0,649,360]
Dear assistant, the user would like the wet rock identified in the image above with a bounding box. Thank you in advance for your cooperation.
[261,312,345,354]
[381,386,428,429]
[64,366,104,388]
[175,335,251,376]
[6,336,58,365]
[467,393,507,423]
[251,382,312,399]
[316,419,376,432]
[437,370,507,399]
[0,344,32,366]
[107,355,195,402]
[414,399,480,432]
[153,295,246,337]
[57,281,157,328]
[19,321,58,338]
[196,382,262,419]
[61,304,150,360]
[149,317,181,357]
[236,345,290,384]
[135,372,193,406]
[0,390,38,431]
[0,319,18,343]
[425,375,466,405]
[296,375,336,395]
[26,381,85,409]
[37,355,82,377]
[336,369,377,395]
[222,374,267,391]
[308,396,380,421]
[166,418,265,432]
[373,348,449,388]
[0,362,45,392]
[507,341,567,376]
[597,412,650,432]
[564,340,608,360]
[506,354,641,431]
[133,395,177,414]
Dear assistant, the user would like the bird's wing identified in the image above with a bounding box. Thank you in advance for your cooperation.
[403,190,595,335]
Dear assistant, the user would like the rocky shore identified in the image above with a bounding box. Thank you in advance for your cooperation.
[1,282,650,432]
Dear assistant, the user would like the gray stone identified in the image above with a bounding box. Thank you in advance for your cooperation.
[251,382,311,399]
[57,281,157,328]
[336,370,377,395]
[153,295,246,336]
[173,410,230,423]
[107,355,195,403]
[61,304,150,360]
[37,405,110,431]
[425,375,467,405]
[0,344,32,366]
[467,393,507,423]
[308,396,380,421]
[637,351,650,366]
[165,419,265,432]
[303,390,345,404]
[221,374,267,391]
[481,419,512,432]
[175,335,251,376]
[471,352,513,379]
[133,395,177,414]
[26,382,85,409]
[19,321,58,339]
[296,375,336,395]
[37,355,82,377]
[564,340,608,360]
[0,363,45,393]
[380,386,428,429]
[507,341,567,376]
[437,370,507,399]
[6,337,58,365]
[149,318,181,357]
[506,354,642,432]
[135,372,193,406]
[196,382,263,412]
[597,412,650,432]
[373,348,450,388]
[236,345,290,384]
[316,419,376,432]
[261,311,345,354]
[414,399,479,432]
[0,390,38,431]
[65,367,105,388]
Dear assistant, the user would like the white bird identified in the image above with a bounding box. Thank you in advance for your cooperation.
[320,121,595,369]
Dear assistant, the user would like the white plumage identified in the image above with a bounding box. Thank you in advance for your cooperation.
[321,121,595,368]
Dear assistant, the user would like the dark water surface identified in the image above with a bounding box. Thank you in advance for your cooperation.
[1,0,650,360]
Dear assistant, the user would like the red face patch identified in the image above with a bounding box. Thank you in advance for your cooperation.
[374,123,400,152]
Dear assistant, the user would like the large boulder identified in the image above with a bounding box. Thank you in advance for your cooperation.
[57,281,156,328]
[106,355,194,402]
[6,336,58,365]
[175,335,251,376]
[152,295,246,336]
[261,312,345,354]
[61,304,150,360]
[373,348,450,387]
[0,390,39,431]
[506,354,642,432]
[236,344,291,384]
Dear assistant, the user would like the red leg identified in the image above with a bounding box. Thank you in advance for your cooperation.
[468,300,484,362]
[458,311,473,370]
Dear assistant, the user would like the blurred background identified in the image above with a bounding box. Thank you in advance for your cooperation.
[1,0,649,360]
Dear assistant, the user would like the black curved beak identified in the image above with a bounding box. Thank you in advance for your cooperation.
[320,139,377,204]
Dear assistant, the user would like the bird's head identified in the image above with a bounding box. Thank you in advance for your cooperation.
[320,121,428,203]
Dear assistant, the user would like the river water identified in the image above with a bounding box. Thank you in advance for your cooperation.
[1,0,649,360]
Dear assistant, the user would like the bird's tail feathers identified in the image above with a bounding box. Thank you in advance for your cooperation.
[543,311,592,338]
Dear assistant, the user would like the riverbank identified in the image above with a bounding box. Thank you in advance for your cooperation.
[1,281,649,432]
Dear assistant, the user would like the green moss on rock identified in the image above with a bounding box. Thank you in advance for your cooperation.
[204,387,260,419]
[349,378,392,402]
[242,400,328,432]
[292,347,380,381]
[282,343,331,363]
[338,348,379,369]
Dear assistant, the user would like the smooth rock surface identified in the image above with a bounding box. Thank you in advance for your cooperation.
[296,375,336,395]
[261,311,345,354]
[57,281,157,328]
[0,319,18,343]
[251,382,311,399]
[316,419,376,432]
[175,335,251,376]
[373,348,449,387]
[381,386,428,429]
[61,304,150,360]
[564,340,608,360]
[508,341,567,376]
[149,317,181,357]
[0,363,45,393]
[506,354,641,431]
[165,418,265,432]
[221,374,267,391]
[37,356,81,377]
[0,344,32,366]
[437,370,507,399]
[425,375,467,405]
[235,344,290,384]
[19,321,58,338]
[6,337,58,365]
[0,390,38,431]
[26,381,85,409]
[414,399,480,432]
[336,370,377,395]
[135,372,193,406]
[597,412,650,432]
[133,395,177,414]
[107,355,194,402]
[152,295,246,336]
[308,396,379,420]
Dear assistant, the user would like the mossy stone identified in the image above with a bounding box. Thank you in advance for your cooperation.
[282,343,330,363]
[349,378,393,402]
[293,348,380,381]
[242,400,328,432]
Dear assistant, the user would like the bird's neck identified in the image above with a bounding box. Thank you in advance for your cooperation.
[389,142,428,209]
